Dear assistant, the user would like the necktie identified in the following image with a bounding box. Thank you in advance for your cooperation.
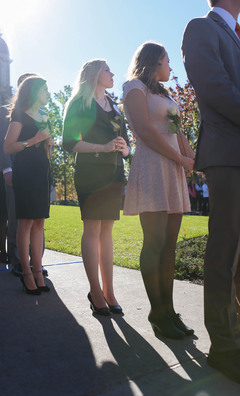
[235,22,240,39]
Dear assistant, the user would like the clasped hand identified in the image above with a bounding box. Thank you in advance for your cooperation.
[181,156,194,177]
[35,127,51,145]
[104,137,128,156]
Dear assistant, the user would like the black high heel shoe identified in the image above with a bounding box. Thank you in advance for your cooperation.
[170,312,194,336]
[148,313,185,340]
[20,273,41,295]
[104,298,123,315]
[33,270,50,292]
[87,293,110,316]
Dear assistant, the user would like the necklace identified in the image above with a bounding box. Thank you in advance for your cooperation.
[96,95,108,109]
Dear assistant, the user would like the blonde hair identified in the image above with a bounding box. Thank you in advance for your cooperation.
[64,59,106,116]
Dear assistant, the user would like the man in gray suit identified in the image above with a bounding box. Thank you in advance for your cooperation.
[182,0,240,384]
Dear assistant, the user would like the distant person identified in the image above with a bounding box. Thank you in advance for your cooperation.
[123,42,195,339]
[0,72,48,277]
[63,59,130,316]
[4,76,53,295]
[201,180,209,216]
[188,180,197,213]
[182,0,240,383]
[195,178,203,214]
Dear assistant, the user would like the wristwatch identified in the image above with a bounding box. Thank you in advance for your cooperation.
[22,141,29,149]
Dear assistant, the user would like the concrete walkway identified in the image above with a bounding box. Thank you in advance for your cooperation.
[1,249,240,396]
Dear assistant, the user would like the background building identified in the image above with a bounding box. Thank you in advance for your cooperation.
[0,35,12,105]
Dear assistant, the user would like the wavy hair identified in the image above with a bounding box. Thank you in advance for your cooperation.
[127,41,169,96]
[9,76,46,118]
[64,59,107,116]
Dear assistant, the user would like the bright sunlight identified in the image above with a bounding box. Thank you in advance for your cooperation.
[0,0,49,44]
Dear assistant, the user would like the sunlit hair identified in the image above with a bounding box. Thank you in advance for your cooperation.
[9,76,47,118]
[208,0,218,6]
[127,41,169,96]
[17,72,38,87]
[64,59,107,116]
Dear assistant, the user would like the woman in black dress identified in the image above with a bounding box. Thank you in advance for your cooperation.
[4,76,53,294]
[63,59,130,315]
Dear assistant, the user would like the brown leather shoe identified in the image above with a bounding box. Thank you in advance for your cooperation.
[207,348,240,383]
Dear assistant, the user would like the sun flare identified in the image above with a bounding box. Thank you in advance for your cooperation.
[0,0,44,44]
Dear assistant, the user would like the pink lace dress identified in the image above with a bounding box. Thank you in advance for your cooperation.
[123,79,190,215]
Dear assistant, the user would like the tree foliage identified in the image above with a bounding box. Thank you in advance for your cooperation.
[169,77,200,150]
[47,85,77,201]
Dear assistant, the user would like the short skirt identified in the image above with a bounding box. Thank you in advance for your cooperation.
[74,164,124,220]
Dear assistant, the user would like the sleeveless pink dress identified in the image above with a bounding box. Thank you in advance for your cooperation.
[123,79,190,215]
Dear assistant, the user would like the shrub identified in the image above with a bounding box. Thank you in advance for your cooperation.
[175,235,207,284]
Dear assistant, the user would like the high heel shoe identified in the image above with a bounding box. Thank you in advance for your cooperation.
[33,270,50,292]
[169,312,194,336]
[35,283,50,292]
[104,298,123,315]
[87,293,110,316]
[148,313,185,340]
[20,273,41,295]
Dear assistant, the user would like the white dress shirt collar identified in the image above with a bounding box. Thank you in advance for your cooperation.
[212,6,238,35]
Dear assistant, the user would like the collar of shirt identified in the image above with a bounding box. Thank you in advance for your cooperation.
[212,6,238,37]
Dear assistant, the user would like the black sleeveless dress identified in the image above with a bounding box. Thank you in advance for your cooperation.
[11,110,50,219]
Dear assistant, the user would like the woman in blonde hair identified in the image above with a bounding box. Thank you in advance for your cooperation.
[63,59,130,316]
[123,42,195,339]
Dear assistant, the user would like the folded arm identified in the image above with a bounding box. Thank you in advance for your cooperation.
[124,89,194,172]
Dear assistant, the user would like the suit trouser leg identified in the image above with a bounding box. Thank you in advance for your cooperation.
[205,167,240,352]
[5,184,21,269]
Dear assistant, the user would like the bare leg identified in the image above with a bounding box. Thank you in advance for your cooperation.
[98,220,118,306]
[30,219,45,287]
[81,219,107,308]
[17,219,37,290]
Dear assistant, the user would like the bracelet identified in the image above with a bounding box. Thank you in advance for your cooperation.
[22,141,29,149]
[91,144,99,157]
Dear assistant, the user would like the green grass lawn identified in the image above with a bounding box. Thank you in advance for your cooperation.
[45,205,208,270]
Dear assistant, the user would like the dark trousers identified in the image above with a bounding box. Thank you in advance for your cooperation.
[205,167,240,352]
[5,184,20,268]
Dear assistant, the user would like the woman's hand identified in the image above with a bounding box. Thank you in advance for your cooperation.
[44,137,54,158]
[103,139,118,153]
[45,137,54,147]
[115,136,129,156]
[180,155,194,176]
[34,128,50,145]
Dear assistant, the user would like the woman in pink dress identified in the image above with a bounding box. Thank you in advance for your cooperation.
[123,42,195,339]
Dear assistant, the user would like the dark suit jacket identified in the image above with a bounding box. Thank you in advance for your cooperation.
[0,106,13,171]
[182,11,240,170]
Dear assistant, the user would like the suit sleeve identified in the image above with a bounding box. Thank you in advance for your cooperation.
[0,107,12,171]
[182,18,240,126]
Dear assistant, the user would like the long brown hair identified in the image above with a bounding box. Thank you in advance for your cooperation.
[9,76,46,118]
[127,41,169,96]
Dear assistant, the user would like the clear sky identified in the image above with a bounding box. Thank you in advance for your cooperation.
[1,0,212,98]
